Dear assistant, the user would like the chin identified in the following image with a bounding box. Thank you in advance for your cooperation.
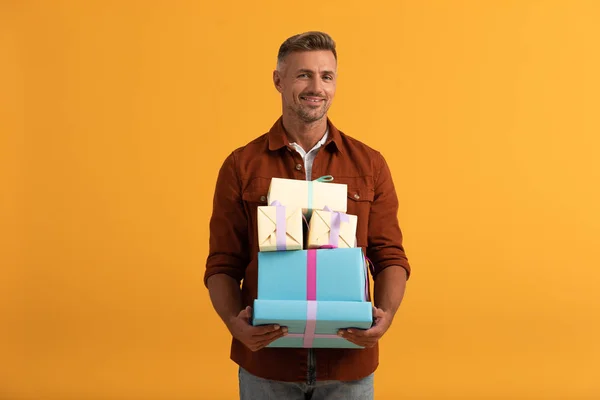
[300,115,326,124]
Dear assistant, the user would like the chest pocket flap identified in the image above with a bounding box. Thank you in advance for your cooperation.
[347,185,374,203]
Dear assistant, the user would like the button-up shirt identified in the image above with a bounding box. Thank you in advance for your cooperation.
[204,117,411,382]
[289,128,328,180]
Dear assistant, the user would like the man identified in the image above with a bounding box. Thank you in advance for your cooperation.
[204,31,411,400]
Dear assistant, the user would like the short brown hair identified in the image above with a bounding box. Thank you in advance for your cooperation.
[277,31,337,69]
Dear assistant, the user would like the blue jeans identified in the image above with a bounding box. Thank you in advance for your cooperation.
[238,367,374,400]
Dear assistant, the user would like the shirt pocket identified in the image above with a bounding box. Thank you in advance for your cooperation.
[346,183,374,248]
[241,177,271,205]
[347,185,375,204]
[241,186,270,251]
[242,188,269,205]
[242,183,270,221]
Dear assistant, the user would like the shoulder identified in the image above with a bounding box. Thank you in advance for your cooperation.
[230,133,269,159]
[218,132,270,172]
[337,129,387,167]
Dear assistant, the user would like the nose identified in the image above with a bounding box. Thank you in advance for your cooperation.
[307,75,324,95]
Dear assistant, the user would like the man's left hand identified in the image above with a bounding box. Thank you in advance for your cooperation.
[337,306,392,348]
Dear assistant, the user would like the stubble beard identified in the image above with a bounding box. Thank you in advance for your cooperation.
[292,102,329,124]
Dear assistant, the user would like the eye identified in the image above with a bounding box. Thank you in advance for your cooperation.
[298,73,309,78]
[323,75,333,81]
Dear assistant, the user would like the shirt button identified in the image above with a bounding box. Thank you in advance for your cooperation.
[260,196,266,202]
[295,164,303,171]
[353,193,360,200]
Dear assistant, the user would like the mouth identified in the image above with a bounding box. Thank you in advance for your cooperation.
[300,96,325,104]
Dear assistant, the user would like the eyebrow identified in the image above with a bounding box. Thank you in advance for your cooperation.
[296,68,336,76]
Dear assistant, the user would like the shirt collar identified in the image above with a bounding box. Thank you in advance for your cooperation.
[289,128,328,155]
[267,116,343,154]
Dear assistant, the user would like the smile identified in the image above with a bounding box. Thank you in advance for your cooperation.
[300,97,324,103]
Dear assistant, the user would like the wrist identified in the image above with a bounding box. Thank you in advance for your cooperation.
[225,314,239,329]
[225,307,246,331]
[381,307,397,318]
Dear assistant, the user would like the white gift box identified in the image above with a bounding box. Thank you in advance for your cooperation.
[267,176,347,217]
[307,208,357,249]
[257,204,303,252]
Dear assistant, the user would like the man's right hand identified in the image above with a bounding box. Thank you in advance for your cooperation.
[227,306,288,352]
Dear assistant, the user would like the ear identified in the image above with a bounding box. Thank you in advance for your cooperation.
[273,69,283,93]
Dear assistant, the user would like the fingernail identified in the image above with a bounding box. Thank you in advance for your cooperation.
[347,329,353,333]
[282,327,288,333]
[338,331,344,336]
[274,325,280,330]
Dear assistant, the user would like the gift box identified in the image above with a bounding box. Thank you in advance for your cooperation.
[252,299,373,348]
[267,176,347,217]
[257,248,368,302]
[307,207,357,249]
[257,202,303,252]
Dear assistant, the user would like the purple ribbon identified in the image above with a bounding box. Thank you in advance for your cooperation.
[286,301,341,345]
[323,206,349,248]
[303,300,317,347]
[363,256,372,301]
[287,254,371,347]
[271,201,287,251]
[287,333,340,340]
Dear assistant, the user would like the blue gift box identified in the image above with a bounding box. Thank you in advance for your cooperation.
[257,248,367,302]
[253,299,373,348]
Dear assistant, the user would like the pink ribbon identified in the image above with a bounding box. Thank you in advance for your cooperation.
[306,250,317,301]
[303,301,317,347]
[323,206,349,248]
[295,251,372,346]
[287,333,339,340]
[270,201,287,251]
[302,250,318,347]
[363,256,373,301]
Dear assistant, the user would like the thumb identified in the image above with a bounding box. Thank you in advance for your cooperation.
[372,306,385,319]
[238,306,252,321]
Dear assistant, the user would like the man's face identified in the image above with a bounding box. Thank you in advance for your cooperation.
[274,50,337,124]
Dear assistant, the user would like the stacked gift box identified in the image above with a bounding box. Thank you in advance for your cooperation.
[252,176,373,349]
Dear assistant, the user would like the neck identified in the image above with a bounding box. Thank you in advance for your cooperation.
[281,114,328,152]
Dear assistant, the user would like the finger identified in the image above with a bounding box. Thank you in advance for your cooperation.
[340,325,381,338]
[251,330,288,351]
[257,329,287,345]
[338,328,382,347]
[340,331,379,346]
[252,326,288,340]
[251,324,285,336]
[372,306,385,320]
[342,333,379,346]
[238,306,252,321]
[338,333,376,348]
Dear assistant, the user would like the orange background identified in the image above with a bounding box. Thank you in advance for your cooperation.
[2,1,600,399]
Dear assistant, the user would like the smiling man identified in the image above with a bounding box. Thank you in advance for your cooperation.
[205,31,411,400]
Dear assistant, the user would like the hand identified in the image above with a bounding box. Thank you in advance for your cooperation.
[337,307,392,348]
[227,306,288,352]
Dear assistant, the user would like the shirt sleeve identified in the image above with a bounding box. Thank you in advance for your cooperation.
[204,151,250,287]
[366,152,411,279]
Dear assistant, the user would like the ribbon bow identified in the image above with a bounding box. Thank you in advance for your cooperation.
[307,175,334,213]
[313,175,334,182]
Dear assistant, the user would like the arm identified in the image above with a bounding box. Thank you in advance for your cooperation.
[339,265,407,347]
[340,153,410,347]
[205,153,286,350]
[206,273,243,331]
[207,273,285,351]
[374,264,407,320]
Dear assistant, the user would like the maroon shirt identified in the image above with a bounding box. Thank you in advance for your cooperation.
[204,117,411,382]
